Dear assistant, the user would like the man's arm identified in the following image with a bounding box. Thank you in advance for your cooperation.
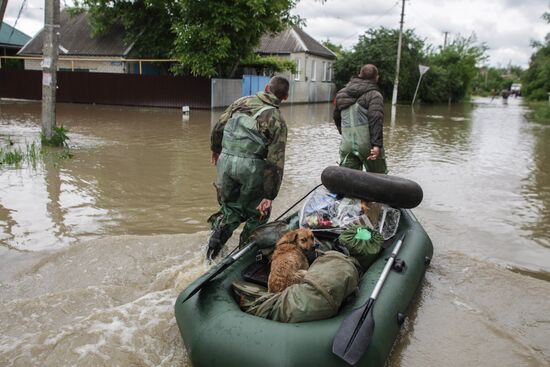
[263,112,287,200]
[333,107,342,134]
[363,90,384,148]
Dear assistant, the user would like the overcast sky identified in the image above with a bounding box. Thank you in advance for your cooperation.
[3,0,549,68]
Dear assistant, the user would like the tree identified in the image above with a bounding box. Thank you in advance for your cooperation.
[240,55,296,76]
[322,40,344,57]
[332,28,425,101]
[172,0,298,77]
[471,67,508,96]
[73,0,179,59]
[420,35,487,103]
[522,12,550,101]
[74,0,299,77]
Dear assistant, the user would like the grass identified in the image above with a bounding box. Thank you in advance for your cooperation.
[1,127,73,167]
[41,126,70,148]
[0,146,24,165]
[526,101,550,125]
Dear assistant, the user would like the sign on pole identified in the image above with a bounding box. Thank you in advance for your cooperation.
[419,65,430,75]
[412,65,430,105]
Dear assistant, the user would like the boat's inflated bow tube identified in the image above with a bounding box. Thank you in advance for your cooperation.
[321,166,423,208]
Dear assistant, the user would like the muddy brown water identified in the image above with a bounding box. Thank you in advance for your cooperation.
[0,98,549,366]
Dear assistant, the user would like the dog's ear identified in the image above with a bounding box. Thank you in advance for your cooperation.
[289,231,299,243]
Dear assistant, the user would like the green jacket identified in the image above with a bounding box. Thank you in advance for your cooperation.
[211,92,287,200]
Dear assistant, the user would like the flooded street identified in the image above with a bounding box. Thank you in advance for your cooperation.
[0,98,549,366]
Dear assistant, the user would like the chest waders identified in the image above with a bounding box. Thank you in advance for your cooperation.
[207,105,276,260]
[339,102,387,174]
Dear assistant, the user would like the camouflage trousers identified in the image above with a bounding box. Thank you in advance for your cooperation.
[209,153,270,251]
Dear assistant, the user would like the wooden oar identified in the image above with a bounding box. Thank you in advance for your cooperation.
[332,232,407,365]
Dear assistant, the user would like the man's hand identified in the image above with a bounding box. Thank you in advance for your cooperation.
[256,199,272,217]
[367,146,380,161]
[211,152,219,165]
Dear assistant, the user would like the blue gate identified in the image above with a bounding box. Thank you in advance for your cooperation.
[242,75,271,97]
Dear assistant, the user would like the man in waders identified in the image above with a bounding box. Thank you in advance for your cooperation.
[206,76,289,260]
[333,64,387,173]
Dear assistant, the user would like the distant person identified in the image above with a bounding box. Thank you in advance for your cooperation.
[490,88,497,101]
[206,76,289,260]
[501,89,510,103]
[333,64,387,173]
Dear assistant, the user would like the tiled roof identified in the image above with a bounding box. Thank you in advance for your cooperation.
[18,10,131,57]
[256,26,336,60]
[0,22,31,47]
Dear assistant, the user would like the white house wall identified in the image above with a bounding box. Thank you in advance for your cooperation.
[277,52,336,103]
[24,59,125,73]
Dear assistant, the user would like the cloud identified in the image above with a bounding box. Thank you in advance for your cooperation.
[3,0,44,37]
[294,0,550,68]
[4,0,548,67]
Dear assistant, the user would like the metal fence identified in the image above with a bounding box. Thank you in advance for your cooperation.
[0,68,212,109]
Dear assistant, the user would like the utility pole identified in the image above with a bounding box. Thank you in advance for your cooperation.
[42,0,60,141]
[0,0,8,25]
[443,31,449,49]
[391,0,406,106]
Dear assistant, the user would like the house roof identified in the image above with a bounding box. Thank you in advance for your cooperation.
[18,10,131,57]
[256,26,336,60]
[0,22,31,48]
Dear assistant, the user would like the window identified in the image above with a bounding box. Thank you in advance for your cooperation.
[294,58,301,81]
[322,61,327,82]
[327,63,332,82]
[311,60,316,82]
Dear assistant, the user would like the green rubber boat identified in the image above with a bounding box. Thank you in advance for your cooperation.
[175,168,434,367]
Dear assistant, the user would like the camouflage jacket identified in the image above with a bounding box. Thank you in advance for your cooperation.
[211,91,288,200]
[333,77,384,148]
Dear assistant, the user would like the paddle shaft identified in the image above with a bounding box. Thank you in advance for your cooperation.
[332,232,406,365]
[371,233,404,299]
[181,183,322,304]
[180,240,257,303]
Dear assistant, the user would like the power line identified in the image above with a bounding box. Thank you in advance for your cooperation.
[7,0,27,42]
[340,1,400,43]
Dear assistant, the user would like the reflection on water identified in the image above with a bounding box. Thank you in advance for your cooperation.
[1,97,549,366]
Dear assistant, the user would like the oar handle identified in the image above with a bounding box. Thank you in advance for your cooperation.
[371,233,405,300]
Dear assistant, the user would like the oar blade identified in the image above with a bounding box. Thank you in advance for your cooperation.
[332,300,376,365]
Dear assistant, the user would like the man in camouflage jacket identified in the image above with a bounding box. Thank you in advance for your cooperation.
[207,76,289,260]
[333,64,387,173]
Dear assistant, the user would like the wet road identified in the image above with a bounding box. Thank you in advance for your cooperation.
[0,97,549,366]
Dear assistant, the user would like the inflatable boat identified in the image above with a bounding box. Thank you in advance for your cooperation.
[175,167,433,367]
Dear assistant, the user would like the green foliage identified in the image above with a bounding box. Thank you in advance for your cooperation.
[471,66,523,96]
[522,12,550,101]
[172,0,298,77]
[322,40,344,57]
[0,140,41,167]
[333,28,425,100]
[471,68,506,96]
[0,137,73,169]
[41,126,70,148]
[525,101,550,124]
[241,55,297,75]
[420,35,487,103]
[0,146,24,166]
[72,0,179,59]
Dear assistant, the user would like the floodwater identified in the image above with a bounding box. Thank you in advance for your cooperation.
[0,97,549,366]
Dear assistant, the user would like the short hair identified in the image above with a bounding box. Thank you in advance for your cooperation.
[359,64,378,80]
[268,76,290,100]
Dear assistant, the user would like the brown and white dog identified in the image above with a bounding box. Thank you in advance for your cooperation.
[267,228,316,293]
